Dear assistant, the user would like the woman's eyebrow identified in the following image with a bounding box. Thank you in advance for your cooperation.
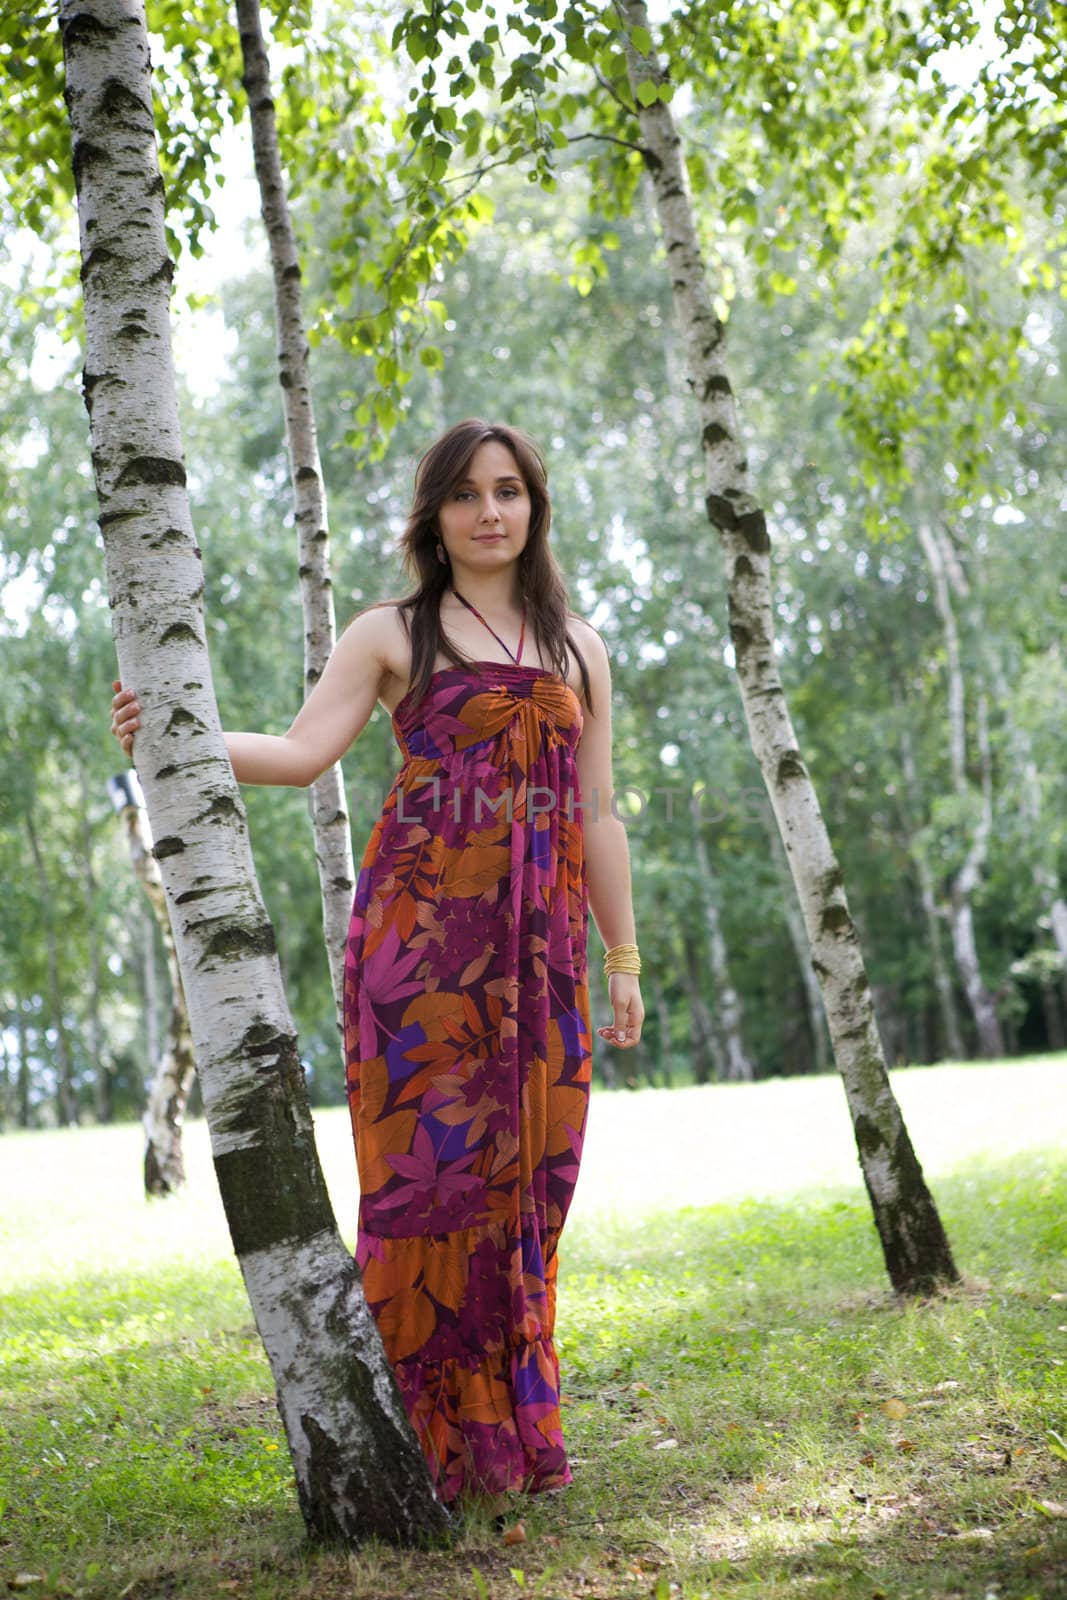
[455,474,524,486]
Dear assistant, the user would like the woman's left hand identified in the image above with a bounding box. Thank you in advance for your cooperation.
[597,972,644,1048]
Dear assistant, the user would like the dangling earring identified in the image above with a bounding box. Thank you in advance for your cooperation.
[435,540,448,564]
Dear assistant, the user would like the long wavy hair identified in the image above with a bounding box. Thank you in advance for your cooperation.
[365,418,594,713]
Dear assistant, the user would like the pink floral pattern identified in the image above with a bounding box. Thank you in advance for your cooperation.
[343,661,592,1502]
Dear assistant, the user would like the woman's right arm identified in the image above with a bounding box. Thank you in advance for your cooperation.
[110,608,395,788]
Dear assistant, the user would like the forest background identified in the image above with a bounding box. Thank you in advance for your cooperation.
[1,0,1065,1130]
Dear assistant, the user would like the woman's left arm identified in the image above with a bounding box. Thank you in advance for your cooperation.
[574,627,645,1050]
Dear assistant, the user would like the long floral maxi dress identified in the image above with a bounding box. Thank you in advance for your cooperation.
[342,660,592,1503]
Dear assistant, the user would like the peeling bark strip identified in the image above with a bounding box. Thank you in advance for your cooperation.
[59,0,447,1543]
[235,0,353,1030]
[620,0,958,1294]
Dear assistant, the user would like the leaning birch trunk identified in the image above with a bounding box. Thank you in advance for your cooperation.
[235,0,353,1028]
[59,0,446,1544]
[619,0,958,1293]
[109,772,198,1196]
[916,520,1003,1056]
[692,825,753,1080]
[756,792,832,1074]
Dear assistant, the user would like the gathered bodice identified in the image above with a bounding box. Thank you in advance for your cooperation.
[391,662,584,768]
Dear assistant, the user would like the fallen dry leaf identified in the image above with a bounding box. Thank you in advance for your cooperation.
[654,1438,679,1451]
[881,1398,908,1420]
[859,1452,876,1467]
[896,1439,917,1453]
[502,1521,527,1546]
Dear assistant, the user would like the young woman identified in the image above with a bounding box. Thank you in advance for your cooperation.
[111,417,644,1506]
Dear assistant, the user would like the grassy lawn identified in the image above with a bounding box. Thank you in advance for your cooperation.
[1,1057,1065,1599]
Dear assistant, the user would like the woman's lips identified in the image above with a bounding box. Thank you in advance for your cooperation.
[474,534,506,542]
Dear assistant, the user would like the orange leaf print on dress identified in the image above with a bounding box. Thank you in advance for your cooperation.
[343,661,590,1503]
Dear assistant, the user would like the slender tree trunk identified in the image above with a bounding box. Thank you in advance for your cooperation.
[895,710,965,1061]
[692,825,754,1080]
[620,0,958,1293]
[110,773,198,1195]
[651,969,673,1085]
[25,811,78,1126]
[78,766,113,1122]
[142,903,160,1075]
[681,937,723,1084]
[916,521,1003,1056]
[16,1000,30,1128]
[235,0,354,1031]
[60,0,446,1543]
[757,792,831,1074]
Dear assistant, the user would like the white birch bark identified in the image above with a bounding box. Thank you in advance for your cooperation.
[916,521,1003,1055]
[620,0,958,1292]
[235,0,353,1029]
[60,0,446,1543]
[109,772,197,1194]
[756,793,832,1074]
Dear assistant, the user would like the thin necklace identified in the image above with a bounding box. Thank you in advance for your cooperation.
[450,585,526,665]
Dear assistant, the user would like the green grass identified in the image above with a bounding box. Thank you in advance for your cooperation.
[2,1059,1066,1599]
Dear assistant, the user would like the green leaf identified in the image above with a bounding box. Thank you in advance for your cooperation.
[636,79,658,108]
[631,25,652,57]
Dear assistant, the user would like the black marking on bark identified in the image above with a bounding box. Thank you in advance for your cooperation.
[278,371,294,389]
[72,139,109,187]
[163,705,207,737]
[80,246,117,283]
[159,621,201,646]
[811,958,830,980]
[153,836,185,859]
[295,466,318,482]
[63,13,118,48]
[283,263,301,281]
[115,456,186,489]
[817,865,844,899]
[739,510,771,554]
[98,507,139,530]
[174,887,217,905]
[154,764,179,779]
[703,373,732,398]
[298,564,312,579]
[854,1111,959,1293]
[117,320,150,342]
[705,492,737,531]
[193,794,243,827]
[776,749,807,785]
[99,78,153,130]
[702,422,730,449]
[146,526,187,548]
[734,555,754,581]
[199,919,277,964]
[820,903,851,936]
[146,257,174,287]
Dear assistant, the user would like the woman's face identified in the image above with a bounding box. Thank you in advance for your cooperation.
[437,439,531,568]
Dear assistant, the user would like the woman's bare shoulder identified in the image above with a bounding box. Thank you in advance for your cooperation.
[566,612,609,661]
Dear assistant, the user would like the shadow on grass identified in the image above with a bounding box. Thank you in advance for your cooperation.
[0,1149,1064,1598]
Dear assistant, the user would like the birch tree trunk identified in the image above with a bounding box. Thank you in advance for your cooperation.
[78,764,113,1122]
[235,0,353,1028]
[26,810,78,1126]
[620,0,958,1293]
[757,792,832,1075]
[895,711,965,1061]
[692,825,754,1080]
[60,0,446,1544]
[109,772,198,1195]
[682,937,724,1084]
[916,521,1003,1056]
[650,970,674,1085]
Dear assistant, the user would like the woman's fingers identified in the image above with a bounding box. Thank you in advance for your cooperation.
[110,679,140,753]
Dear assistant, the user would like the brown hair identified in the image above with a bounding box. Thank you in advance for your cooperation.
[364,418,593,713]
